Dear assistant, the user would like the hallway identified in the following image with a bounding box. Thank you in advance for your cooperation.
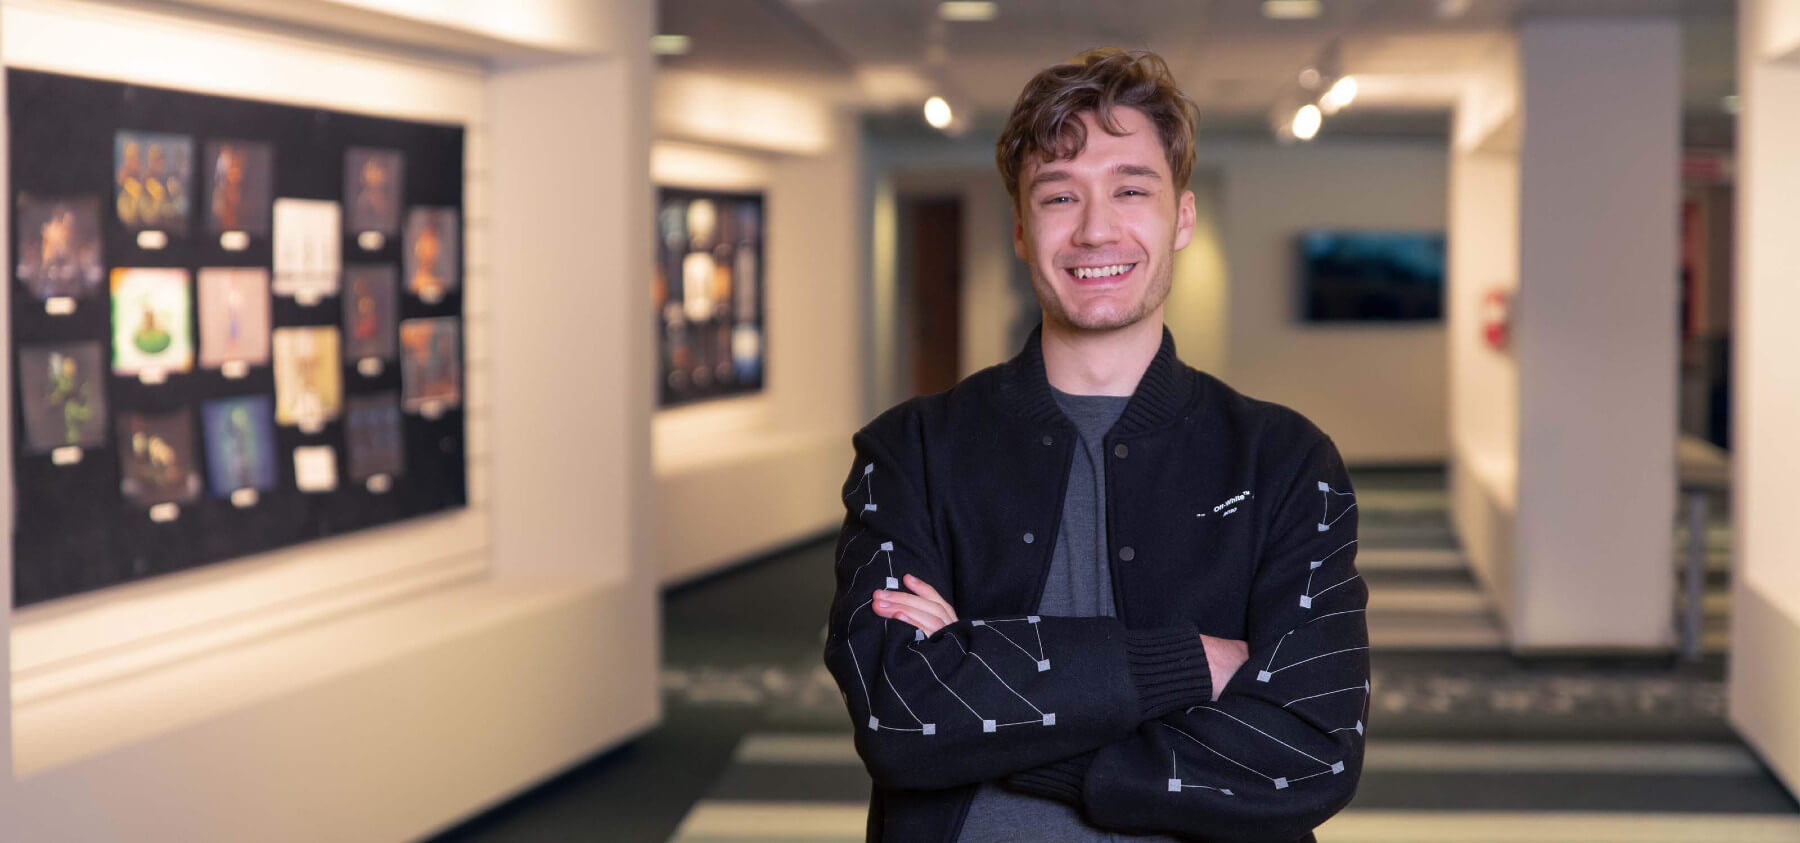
[438,468,1799,842]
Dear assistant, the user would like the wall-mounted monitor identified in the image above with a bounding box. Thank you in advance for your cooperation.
[1296,229,1445,323]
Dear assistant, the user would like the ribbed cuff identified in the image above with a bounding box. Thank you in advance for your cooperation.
[1005,751,1094,805]
[1125,625,1212,720]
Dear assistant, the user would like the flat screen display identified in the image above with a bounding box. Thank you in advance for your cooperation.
[1297,230,1445,323]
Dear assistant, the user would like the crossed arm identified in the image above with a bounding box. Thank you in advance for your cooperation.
[872,576,1251,702]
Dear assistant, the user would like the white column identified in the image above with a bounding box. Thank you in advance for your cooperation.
[1730,0,1800,798]
[1511,17,1681,649]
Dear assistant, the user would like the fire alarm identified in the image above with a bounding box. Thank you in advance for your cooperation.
[1481,288,1513,351]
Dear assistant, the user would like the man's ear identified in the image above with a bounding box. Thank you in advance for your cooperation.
[1172,188,1197,251]
[1013,211,1027,261]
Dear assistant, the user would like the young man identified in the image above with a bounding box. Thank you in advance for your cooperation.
[825,48,1368,842]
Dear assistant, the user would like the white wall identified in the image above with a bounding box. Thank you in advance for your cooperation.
[1207,140,1449,465]
[1731,0,1800,798]
[650,91,864,585]
[1447,19,1683,651]
[1,0,661,838]
[1446,70,1522,621]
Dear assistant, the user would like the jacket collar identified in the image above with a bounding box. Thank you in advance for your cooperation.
[995,323,1198,436]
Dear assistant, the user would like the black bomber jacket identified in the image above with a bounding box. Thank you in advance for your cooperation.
[823,326,1369,842]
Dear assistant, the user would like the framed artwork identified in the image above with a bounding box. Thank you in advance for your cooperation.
[655,187,764,407]
[204,139,273,237]
[272,326,343,427]
[345,392,404,481]
[116,409,203,508]
[201,395,277,496]
[115,130,192,234]
[196,267,272,370]
[272,198,341,301]
[342,264,397,363]
[345,147,403,237]
[398,317,461,413]
[402,206,458,303]
[8,67,467,607]
[16,194,104,302]
[110,268,194,377]
[17,341,108,453]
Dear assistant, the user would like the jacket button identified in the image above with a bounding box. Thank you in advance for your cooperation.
[1119,546,1135,562]
[1114,443,1130,459]
[1041,435,1054,446]
[1023,532,1035,544]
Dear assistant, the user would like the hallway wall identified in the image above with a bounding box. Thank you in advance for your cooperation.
[651,82,864,585]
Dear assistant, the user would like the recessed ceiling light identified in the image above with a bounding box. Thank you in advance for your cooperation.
[1263,0,1322,20]
[650,34,691,56]
[939,1,999,22]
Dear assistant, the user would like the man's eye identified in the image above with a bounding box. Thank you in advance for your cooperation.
[1119,189,1146,197]
[1041,196,1073,205]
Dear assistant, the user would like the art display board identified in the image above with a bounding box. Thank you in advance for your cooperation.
[654,187,764,407]
[8,68,467,607]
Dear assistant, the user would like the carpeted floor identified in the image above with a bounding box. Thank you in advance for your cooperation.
[432,468,1798,843]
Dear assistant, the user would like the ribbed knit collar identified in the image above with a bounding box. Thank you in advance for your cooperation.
[995,323,1198,435]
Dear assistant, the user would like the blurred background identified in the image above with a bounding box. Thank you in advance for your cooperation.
[1,0,1798,841]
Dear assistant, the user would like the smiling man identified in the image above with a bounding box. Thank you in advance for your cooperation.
[824,49,1368,842]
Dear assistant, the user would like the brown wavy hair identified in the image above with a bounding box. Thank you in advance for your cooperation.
[996,48,1200,209]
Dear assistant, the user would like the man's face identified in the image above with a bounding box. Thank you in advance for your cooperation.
[1013,107,1195,333]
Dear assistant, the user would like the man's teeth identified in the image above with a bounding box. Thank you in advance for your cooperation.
[1072,264,1134,279]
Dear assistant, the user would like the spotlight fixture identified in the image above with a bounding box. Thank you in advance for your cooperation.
[650,34,691,56]
[924,96,954,129]
[938,1,999,21]
[1292,104,1322,141]
[1320,76,1357,114]
[1263,0,1323,20]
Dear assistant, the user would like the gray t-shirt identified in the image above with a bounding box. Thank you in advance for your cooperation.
[956,389,1181,843]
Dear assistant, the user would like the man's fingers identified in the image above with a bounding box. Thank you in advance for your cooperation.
[875,590,950,628]
[901,575,958,623]
[872,595,947,634]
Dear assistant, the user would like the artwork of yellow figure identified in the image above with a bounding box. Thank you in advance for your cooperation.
[272,327,344,427]
[115,131,192,234]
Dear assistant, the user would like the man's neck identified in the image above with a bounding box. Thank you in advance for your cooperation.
[1040,314,1164,398]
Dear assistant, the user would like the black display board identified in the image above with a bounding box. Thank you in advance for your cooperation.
[8,69,467,607]
[655,187,765,407]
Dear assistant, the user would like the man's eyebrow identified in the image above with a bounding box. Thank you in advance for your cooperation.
[1027,170,1071,191]
[1116,163,1163,180]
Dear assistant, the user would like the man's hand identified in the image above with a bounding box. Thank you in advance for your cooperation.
[872,574,958,635]
[1199,634,1249,700]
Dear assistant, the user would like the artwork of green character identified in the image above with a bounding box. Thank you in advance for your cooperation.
[133,302,172,354]
[47,353,92,445]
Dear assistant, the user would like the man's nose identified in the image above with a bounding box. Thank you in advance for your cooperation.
[1073,199,1120,247]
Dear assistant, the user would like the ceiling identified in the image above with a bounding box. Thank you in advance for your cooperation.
[657,0,1737,140]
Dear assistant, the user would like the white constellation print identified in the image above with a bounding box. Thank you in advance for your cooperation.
[971,616,1052,672]
[846,462,878,516]
[1299,539,1359,609]
[1317,480,1355,532]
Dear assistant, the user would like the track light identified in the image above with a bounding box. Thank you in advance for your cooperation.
[1292,104,1322,141]
[924,96,953,129]
[1320,76,1357,114]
